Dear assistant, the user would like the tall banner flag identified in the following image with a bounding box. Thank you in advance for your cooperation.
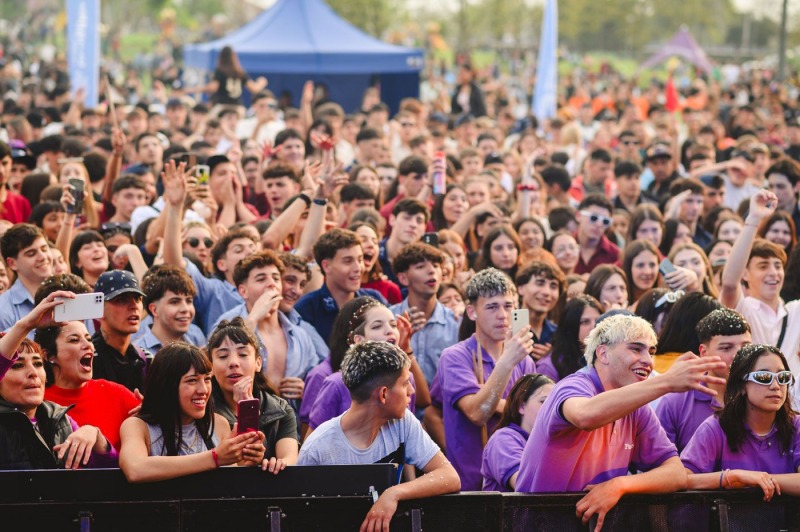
[66,0,101,107]
[532,0,558,123]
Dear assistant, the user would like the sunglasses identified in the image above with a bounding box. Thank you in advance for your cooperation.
[580,210,612,227]
[412,173,428,181]
[744,371,793,386]
[100,222,132,237]
[187,236,214,248]
[655,289,685,308]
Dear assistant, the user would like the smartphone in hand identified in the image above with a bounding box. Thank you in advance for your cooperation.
[68,178,84,214]
[512,308,530,336]
[237,398,260,433]
[54,293,105,322]
[659,258,677,277]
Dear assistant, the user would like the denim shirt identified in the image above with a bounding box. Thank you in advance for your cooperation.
[0,279,34,337]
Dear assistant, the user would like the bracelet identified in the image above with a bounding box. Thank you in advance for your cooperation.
[298,193,311,208]
[313,197,328,206]
[211,449,220,468]
[724,469,732,488]
[719,470,724,489]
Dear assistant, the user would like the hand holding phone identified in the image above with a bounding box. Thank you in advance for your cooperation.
[54,292,105,322]
[659,258,676,277]
[196,165,210,186]
[68,178,84,214]
[512,308,530,336]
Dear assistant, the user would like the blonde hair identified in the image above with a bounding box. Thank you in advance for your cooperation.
[583,314,657,366]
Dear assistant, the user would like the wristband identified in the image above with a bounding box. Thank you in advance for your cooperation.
[313,198,328,206]
[298,193,311,208]
[719,470,724,489]
[211,449,220,468]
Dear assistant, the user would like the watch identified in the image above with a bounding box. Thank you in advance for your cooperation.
[313,198,328,206]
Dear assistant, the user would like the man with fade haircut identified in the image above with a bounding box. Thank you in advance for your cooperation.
[668,178,712,249]
[435,268,536,490]
[389,242,459,386]
[378,198,429,295]
[516,314,727,530]
[277,252,329,362]
[261,162,301,220]
[133,132,164,181]
[214,250,317,405]
[568,148,615,204]
[515,261,565,381]
[294,228,387,343]
[379,155,431,224]
[355,127,385,168]
[656,308,752,452]
[298,341,460,531]
[0,141,32,223]
[720,190,800,391]
[574,194,620,275]
[766,158,800,236]
[107,175,148,224]
[0,224,53,334]
[613,160,656,213]
[160,161,253,333]
[135,265,206,354]
[274,128,306,170]
[338,183,376,227]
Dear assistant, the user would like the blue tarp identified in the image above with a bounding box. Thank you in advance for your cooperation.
[183,0,423,112]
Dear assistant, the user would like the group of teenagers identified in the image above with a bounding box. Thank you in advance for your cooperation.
[2,64,800,531]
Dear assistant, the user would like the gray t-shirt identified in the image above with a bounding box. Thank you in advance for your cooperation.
[298,409,440,470]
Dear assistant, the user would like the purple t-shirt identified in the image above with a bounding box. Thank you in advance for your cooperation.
[308,371,417,430]
[481,423,528,492]
[515,366,677,493]
[439,334,536,491]
[655,388,720,452]
[535,354,559,383]
[299,358,333,425]
[681,415,800,474]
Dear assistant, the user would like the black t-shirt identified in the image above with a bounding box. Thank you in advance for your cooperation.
[212,69,248,106]
[91,331,146,392]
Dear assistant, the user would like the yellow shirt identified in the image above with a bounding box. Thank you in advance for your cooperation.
[653,352,681,374]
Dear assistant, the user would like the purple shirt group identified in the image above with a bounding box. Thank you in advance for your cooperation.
[481,423,528,492]
[437,334,536,491]
[655,387,720,452]
[515,366,677,493]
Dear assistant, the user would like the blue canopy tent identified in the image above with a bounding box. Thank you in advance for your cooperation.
[183,0,424,113]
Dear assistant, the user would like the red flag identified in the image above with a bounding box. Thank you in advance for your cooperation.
[665,75,679,113]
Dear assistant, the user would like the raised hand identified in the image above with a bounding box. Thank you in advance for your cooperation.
[747,189,778,223]
[660,351,727,396]
[162,160,188,208]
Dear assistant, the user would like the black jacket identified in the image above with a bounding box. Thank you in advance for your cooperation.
[0,399,74,470]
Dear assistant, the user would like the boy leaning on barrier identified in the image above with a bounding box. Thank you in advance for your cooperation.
[298,340,460,532]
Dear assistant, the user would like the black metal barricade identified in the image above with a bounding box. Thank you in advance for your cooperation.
[0,468,797,531]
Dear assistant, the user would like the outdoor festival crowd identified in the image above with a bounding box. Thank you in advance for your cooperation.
[3,43,800,530]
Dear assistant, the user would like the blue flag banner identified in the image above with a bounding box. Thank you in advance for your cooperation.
[66,0,101,108]
[532,0,558,123]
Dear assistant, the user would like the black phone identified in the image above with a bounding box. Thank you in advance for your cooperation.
[68,178,84,214]
[421,232,439,247]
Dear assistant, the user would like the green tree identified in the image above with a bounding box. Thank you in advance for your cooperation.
[325,0,401,37]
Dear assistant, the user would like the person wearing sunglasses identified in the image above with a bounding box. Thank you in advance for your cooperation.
[574,194,620,276]
[182,222,216,276]
[681,344,800,500]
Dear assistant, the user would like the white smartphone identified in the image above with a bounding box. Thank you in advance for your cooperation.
[54,293,105,322]
[512,308,530,336]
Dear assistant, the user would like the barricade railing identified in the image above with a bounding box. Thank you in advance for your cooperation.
[0,468,796,531]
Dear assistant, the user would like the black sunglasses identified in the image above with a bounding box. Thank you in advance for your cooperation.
[187,237,214,248]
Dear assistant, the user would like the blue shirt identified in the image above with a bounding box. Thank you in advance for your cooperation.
[284,308,329,363]
[184,259,244,334]
[0,278,35,337]
[211,303,319,381]
[294,283,387,343]
[535,319,557,345]
[389,299,459,386]
[133,323,207,355]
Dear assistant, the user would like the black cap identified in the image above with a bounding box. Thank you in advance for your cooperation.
[454,113,475,128]
[646,144,672,161]
[94,270,145,301]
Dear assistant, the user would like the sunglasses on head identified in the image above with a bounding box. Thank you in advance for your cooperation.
[100,222,132,237]
[744,370,793,386]
[187,237,214,248]
[580,210,611,227]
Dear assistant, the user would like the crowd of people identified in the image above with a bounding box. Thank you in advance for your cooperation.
[2,41,800,530]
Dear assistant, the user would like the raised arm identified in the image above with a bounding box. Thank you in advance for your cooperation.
[56,187,78,270]
[160,160,189,268]
[102,129,126,205]
[0,290,76,363]
[720,189,777,309]
[562,352,726,431]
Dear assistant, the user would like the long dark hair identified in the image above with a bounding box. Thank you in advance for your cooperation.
[656,292,721,355]
[431,184,465,231]
[660,219,687,257]
[137,343,215,457]
[68,230,106,279]
[622,239,661,305]
[584,264,626,306]
[551,295,603,380]
[328,296,384,372]
[476,225,521,277]
[719,344,796,453]
[216,46,245,79]
[757,211,797,256]
[207,317,277,396]
[497,373,554,429]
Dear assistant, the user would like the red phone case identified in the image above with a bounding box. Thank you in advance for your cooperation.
[237,398,260,433]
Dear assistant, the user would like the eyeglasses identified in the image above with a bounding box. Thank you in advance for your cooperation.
[744,371,794,386]
[100,222,132,237]
[655,289,685,308]
[187,237,214,248]
[580,210,612,227]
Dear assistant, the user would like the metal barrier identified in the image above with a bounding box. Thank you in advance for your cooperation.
[1,468,797,531]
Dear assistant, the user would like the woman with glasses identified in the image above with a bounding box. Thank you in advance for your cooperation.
[681,344,800,499]
[544,230,580,277]
[182,222,216,276]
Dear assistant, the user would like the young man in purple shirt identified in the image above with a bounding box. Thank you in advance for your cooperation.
[515,314,727,531]
[436,268,535,491]
[656,309,752,451]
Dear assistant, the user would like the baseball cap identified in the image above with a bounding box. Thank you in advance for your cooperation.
[9,140,36,170]
[646,144,672,161]
[94,270,145,301]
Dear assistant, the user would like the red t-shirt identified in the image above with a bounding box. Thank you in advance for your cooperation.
[363,279,403,305]
[44,379,141,450]
[0,192,31,224]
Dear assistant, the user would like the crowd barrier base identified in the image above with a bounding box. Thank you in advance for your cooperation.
[1,468,798,531]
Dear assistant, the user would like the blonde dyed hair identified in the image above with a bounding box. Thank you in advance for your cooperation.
[583,314,657,366]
